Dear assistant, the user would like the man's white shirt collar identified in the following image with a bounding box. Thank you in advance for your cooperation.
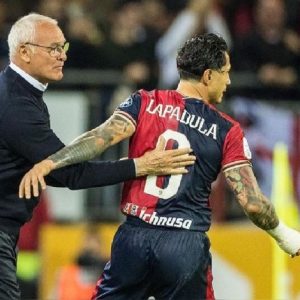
[9,62,48,92]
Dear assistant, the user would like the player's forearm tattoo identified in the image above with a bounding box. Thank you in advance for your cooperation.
[224,166,279,230]
[48,114,133,168]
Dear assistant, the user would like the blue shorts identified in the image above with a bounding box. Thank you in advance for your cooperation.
[92,217,214,300]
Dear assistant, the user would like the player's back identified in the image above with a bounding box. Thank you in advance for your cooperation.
[116,89,247,232]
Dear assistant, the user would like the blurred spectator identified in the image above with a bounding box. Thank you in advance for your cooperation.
[0,0,9,69]
[232,0,300,87]
[51,226,106,300]
[155,0,211,88]
[55,0,107,69]
[285,0,300,33]
[206,1,232,48]
[96,0,158,89]
[219,0,255,39]
[64,14,104,69]
[155,0,232,89]
[141,0,173,37]
[36,0,68,31]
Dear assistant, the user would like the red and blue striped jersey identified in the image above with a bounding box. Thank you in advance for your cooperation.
[115,89,251,231]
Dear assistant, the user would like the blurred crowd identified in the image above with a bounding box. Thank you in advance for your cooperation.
[1,0,300,90]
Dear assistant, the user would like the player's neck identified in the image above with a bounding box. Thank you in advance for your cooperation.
[176,80,208,104]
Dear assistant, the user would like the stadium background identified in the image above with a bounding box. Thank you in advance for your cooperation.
[1,0,300,299]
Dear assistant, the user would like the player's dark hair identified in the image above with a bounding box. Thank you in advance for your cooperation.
[176,33,228,80]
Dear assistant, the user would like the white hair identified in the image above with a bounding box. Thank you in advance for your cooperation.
[7,13,58,60]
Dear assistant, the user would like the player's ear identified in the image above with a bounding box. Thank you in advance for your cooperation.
[203,69,211,85]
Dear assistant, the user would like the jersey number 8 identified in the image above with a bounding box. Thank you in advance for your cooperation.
[144,129,191,199]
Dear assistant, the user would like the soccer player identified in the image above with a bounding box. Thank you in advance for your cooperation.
[20,33,300,299]
[0,13,195,299]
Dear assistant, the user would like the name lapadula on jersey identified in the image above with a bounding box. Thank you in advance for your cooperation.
[146,99,218,140]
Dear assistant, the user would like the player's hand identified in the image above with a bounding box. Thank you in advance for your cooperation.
[134,136,196,177]
[277,238,300,258]
[19,159,55,199]
[271,226,300,258]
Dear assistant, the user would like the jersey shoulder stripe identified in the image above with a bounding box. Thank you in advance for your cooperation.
[223,160,252,172]
[114,110,137,129]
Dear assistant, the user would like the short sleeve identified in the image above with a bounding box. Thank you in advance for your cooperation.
[222,123,252,170]
[114,92,142,127]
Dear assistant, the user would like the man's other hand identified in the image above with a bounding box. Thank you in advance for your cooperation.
[135,136,196,177]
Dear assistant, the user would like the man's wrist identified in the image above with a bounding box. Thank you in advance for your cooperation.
[133,158,146,177]
[267,221,287,240]
[43,159,56,171]
[267,221,300,255]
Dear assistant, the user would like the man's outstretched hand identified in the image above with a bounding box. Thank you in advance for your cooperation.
[19,159,55,199]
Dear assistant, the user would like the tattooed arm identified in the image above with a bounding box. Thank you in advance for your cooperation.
[49,113,135,169]
[224,164,300,257]
[223,164,279,230]
[17,113,135,198]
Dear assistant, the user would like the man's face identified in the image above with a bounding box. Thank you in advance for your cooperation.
[207,52,231,104]
[256,0,285,31]
[24,22,67,84]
